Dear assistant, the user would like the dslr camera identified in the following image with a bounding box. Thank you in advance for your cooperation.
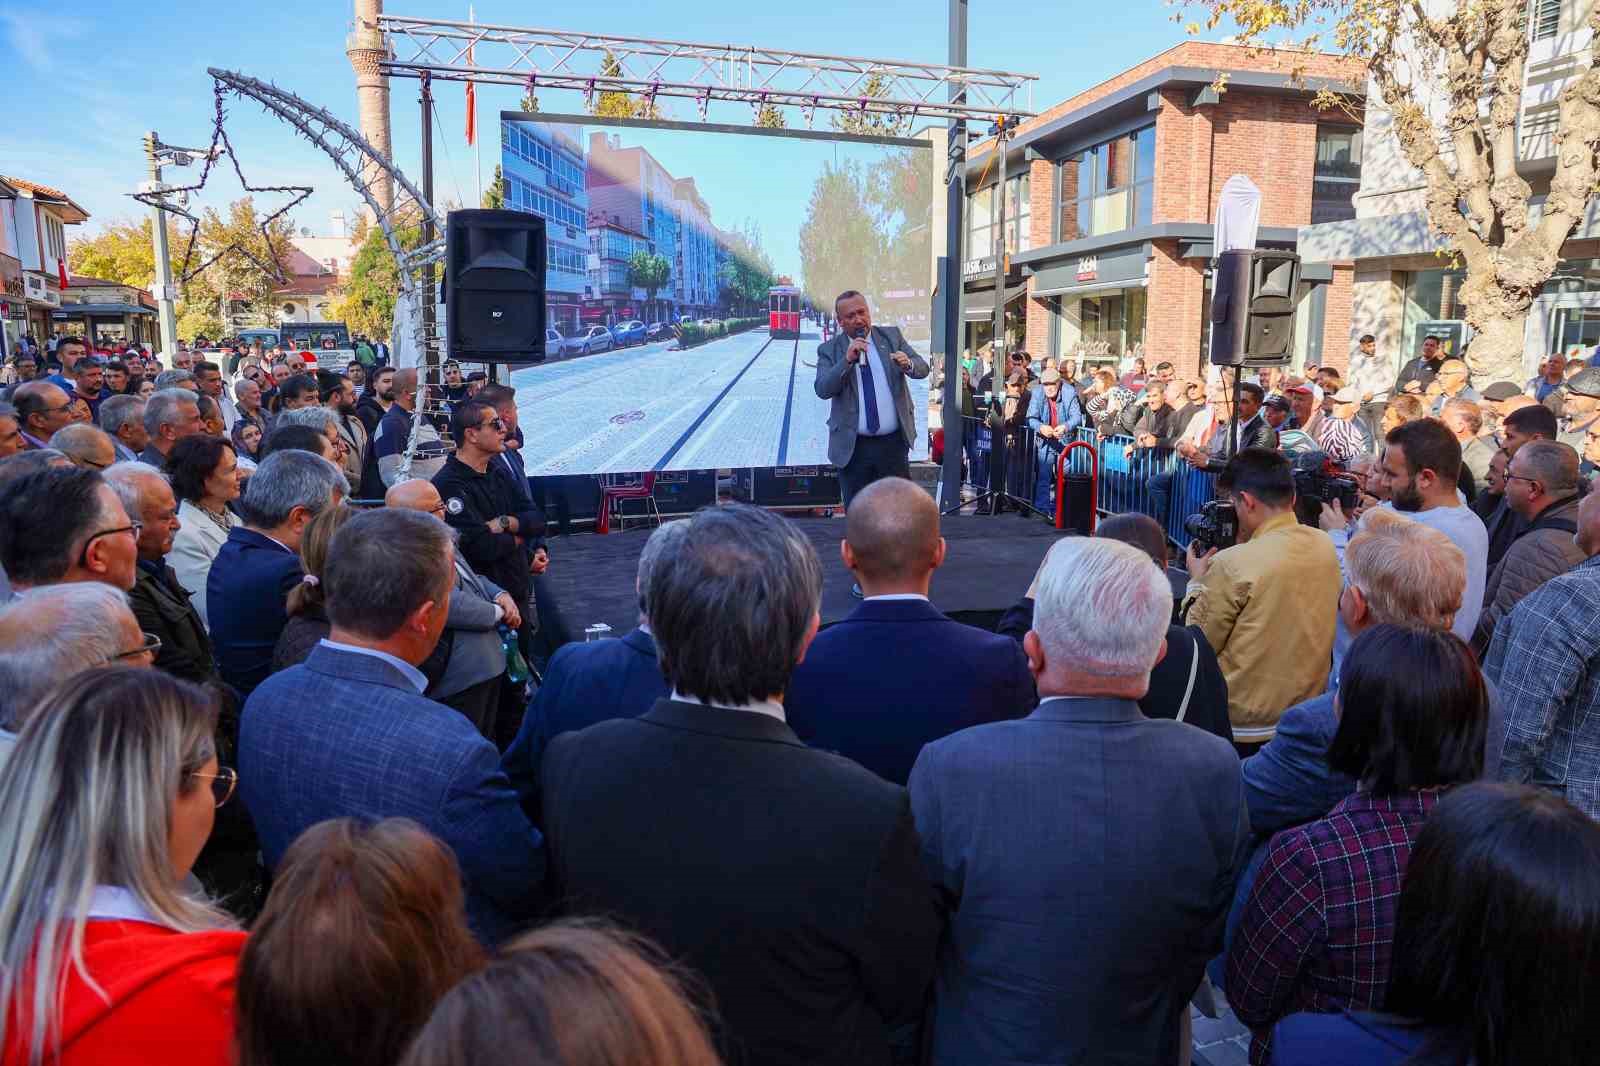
[1183,498,1239,554]
[1291,452,1361,516]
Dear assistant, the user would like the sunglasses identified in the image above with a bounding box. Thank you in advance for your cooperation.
[188,766,238,807]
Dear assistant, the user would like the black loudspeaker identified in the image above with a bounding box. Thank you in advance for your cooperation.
[1210,249,1301,367]
[446,209,547,362]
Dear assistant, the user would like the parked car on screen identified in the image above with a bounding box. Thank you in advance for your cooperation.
[564,326,615,356]
[646,321,673,341]
[698,318,718,328]
[545,328,565,355]
[613,320,647,346]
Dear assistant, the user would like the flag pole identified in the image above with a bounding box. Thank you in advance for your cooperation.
[471,5,482,205]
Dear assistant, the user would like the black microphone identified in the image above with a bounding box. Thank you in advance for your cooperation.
[850,327,868,368]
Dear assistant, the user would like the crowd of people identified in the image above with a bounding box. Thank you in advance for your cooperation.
[0,325,1596,1066]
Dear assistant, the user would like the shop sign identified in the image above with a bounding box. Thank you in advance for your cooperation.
[22,274,60,308]
[1075,256,1098,282]
[962,255,998,280]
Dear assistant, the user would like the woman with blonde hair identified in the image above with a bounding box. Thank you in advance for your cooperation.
[0,668,242,1066]
[270,503,356,672]
[400,921,722,1066]
[236,818,484,1066]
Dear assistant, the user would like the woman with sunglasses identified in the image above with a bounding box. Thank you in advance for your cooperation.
[0,668,243,1066]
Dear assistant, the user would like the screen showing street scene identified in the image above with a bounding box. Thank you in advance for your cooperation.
[500,114,935,475]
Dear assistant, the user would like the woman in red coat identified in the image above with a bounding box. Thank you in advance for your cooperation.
[0,668,245,1066]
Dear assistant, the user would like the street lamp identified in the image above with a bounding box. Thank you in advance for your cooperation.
[138,133,217,357]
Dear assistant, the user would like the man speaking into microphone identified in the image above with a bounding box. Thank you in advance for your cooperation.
[814,289,930,506]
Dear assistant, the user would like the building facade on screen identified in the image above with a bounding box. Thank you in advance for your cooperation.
[1298,0,1599,382]
[961,42,1366,378]
[501,121,591,334]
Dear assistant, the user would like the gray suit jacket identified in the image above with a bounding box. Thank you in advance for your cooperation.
[909,696,1250,1066]
[813,324,929,468]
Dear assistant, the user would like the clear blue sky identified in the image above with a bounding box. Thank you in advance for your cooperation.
[0,0,1194,243]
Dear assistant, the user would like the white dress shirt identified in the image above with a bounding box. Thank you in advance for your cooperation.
[855,333,901,437]
[670,688,786,723]
[319,638,429,693]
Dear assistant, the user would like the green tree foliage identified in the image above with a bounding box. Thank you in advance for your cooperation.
[482,164,506,209]
[329,222,422,340]
[193,196,298,328]
[717,219,777,314]
[589,51,660,119]
[830,73,913,138]
[755,103,787,129]
[627,250,672,307]
[798,147,933,315]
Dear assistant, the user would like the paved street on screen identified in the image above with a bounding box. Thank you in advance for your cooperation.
[512,327,930,475]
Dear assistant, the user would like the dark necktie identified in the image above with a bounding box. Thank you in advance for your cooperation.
[858,340,881,435]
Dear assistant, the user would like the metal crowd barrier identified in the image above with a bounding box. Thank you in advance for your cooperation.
[958,417,1218,548]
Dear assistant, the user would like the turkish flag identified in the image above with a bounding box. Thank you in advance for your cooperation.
[466,79,476,146]
[57,258,69,289]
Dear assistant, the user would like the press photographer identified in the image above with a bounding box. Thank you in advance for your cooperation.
[1182,448,1341,751]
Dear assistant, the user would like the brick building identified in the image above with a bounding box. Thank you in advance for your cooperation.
[962,43,1366,378]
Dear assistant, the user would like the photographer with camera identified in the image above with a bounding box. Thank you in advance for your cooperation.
[1320,418,1488,672]
[1183,449,1341,752]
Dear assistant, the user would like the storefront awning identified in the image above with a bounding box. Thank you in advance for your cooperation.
[963,282,1027,321]
[52,303,156,317]
[1030,276,1149,299]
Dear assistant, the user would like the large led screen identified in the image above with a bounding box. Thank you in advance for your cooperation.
[499,112,935,475]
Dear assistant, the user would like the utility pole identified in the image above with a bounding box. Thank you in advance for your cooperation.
[143,132,179,356]
[939,0,968,509]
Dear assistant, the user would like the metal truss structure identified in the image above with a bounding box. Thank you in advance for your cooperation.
[376,14,1037,125]
[207,67,448,478]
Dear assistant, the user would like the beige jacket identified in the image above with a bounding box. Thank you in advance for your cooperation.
[1183,511,1342,742]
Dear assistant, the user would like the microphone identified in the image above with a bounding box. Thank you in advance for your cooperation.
[850,327,868,369]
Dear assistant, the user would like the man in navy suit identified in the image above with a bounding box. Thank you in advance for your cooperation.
[503,518,684,817]
[209,450,346,700]
[240,507,543,945]
[785,476,1034,785]
[909,537,1250,1066]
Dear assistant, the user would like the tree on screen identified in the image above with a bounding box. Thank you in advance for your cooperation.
[718,220,777,314]
[799,160,889,311]
[1177,0,1600,383]
[628,250,672,310]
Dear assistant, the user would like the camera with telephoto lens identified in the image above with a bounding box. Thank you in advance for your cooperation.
[1290,452,1362,518]
[1184,498,1239,554]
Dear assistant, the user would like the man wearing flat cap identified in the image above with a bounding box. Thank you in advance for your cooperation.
[1558,366,1600,451]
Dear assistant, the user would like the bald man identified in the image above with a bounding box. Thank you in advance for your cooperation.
[783,476,1034,784]
[386,478,519,738]
[51,424,117,471]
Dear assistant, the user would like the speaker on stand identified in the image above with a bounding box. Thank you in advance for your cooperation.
[1209,248,1302,460]
[445,210,550,376]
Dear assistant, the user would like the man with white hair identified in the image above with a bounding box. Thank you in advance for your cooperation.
[909,537,1249,1066]
[0,583,152,764]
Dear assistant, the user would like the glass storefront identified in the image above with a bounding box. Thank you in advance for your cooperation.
[1057,126,1156,243]
[1399,268,1466,360]
[1050,286,1147,368]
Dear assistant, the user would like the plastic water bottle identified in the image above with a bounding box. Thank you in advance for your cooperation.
[498,624,529,685]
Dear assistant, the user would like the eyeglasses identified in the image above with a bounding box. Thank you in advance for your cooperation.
[112,632,162,662]
[477,417,506,432]
[78,521,142,566]
[188,766,238,807]
[1503,473,1540,488]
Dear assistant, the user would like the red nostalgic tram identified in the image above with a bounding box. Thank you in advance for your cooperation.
[769,285,802,339]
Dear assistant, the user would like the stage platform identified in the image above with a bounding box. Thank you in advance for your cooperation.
[540,512,1067,637]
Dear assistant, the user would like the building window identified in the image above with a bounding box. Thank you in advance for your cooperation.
[965,172,1030,262]
[1057,125,1155,243]
[1312,126,1362,224]
[1050,287,1147,365]
[1531,0,1560,40]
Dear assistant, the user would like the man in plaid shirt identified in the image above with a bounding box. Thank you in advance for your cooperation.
[1485,489,1600,818]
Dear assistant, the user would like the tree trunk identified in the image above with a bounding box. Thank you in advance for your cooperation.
[1459,284,1530,386]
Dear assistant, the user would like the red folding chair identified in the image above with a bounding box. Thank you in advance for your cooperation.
[595,473,661,534]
